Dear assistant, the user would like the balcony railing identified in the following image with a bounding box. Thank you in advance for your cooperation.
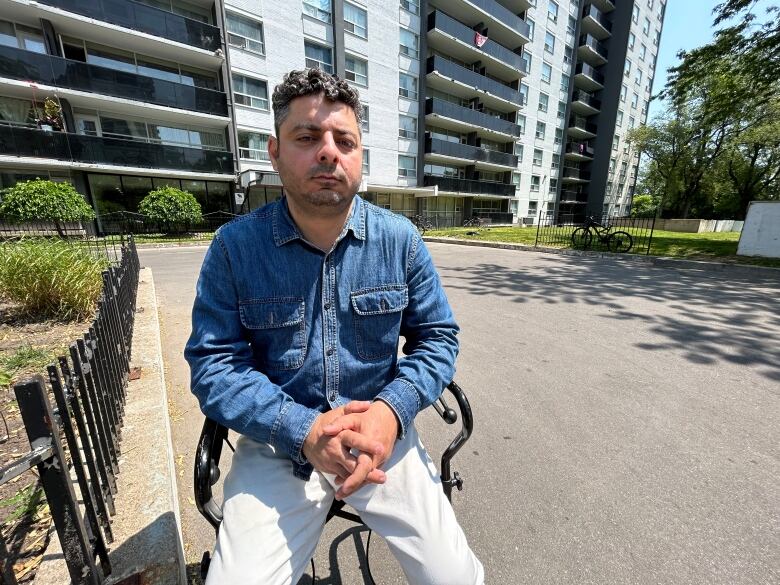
[569,115,598,135]
[582,4,613,33]
[426,98,523,138]
[467,0,531,41]
[423,175,516,197]
[565,141,595,157]
[0,125,234,175]
[38,0,220,51]
[427,10,529,73]
[572,89,602,111]
[559,189,589,203]
[578,34,608,60]
[0,45,228,116]
[425,135,518,168]
[575,62,605,86]
[561,167,591,181]
[426,55,525,107]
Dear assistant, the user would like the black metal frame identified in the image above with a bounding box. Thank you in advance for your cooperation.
[193,381,474,539]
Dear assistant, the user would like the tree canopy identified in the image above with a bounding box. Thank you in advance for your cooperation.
[139,186,203,233]
[0,179,95,236]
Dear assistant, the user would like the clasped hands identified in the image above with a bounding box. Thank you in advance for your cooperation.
[302,400,398,500]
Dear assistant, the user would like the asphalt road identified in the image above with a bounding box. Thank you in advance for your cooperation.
[139,243,780,585]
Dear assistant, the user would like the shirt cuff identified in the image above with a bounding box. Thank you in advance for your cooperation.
[375,379,420,439]
[270,401,320,465]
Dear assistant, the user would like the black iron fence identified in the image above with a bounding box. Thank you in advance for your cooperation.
[535,214,656,255]
[0,237,140,584]
[96,210,237,238]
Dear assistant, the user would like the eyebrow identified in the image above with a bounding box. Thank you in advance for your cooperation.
[291,123,358,139]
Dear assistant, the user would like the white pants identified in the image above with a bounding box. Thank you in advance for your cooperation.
[206,424,484,585]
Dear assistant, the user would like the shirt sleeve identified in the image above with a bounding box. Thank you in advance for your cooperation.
[184,235,319,464]
[374,235,459,437]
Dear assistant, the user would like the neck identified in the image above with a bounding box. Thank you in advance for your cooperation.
[286,197,355,252]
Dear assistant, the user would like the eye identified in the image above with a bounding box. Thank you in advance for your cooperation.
[340,139,356,148]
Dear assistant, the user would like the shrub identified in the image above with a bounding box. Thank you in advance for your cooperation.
[0,239,107,320]
[139,186,203,233]
[0,179,95,237]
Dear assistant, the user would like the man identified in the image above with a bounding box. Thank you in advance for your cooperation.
[185,68,483,585]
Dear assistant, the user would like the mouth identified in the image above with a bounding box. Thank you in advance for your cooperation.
[311,175,340,182]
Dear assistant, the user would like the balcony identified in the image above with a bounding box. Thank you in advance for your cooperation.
[574,62,605,91]
[578,34,608,66]
[561,167,591,183]
[423,175,516,197]
[429,0,532,48]
[0,45,228,117]
[559,189,589,203]
[565,141,595,160]
[425,98,523,139]
[426,55,525,111]
[581,4,612,40]
[568,115,598,139]
[425,135,518,171]
[589,0,616,13]
[0,125,234,175]
[427,11,529,81]
[571,89,601,115]
[38,0,220,51]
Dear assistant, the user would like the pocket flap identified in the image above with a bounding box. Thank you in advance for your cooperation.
[239,299,304,330]
[350,286,408,316]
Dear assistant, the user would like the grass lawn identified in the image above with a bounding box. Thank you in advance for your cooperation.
[425,226,780,268]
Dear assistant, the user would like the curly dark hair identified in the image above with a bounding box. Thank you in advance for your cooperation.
[272,68,363,137]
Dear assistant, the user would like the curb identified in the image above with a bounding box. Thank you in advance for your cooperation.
[423,237,780,278]
[33,268,186,585]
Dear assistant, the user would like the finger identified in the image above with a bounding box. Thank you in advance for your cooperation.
[336,453,373,500]
[366,468,386,484]
[322,414,360,436]
[335,476,345,486]
[343,400,371,414]
[339,429,384,457]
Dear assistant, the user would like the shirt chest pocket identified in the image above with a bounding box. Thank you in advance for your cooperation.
[350,285,408,361]
[239,298,307,371]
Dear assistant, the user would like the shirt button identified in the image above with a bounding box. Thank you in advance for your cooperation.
[326,348,334,356]
[324,303,331,310]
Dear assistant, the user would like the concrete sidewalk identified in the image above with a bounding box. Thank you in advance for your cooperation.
[34,267,185,585]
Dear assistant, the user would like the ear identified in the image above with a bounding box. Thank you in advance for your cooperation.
[269,136,279,171]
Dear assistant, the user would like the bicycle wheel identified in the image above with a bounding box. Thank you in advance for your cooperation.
[571,227,592,249]
[607,231,633,253]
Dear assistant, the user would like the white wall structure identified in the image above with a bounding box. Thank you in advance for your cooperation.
[737,201,780,258]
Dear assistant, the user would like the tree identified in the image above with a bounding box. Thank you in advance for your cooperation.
[629,195,657,218]
[0,179,95,237]
[139,186,203,233]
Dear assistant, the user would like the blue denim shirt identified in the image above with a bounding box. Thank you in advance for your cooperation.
[185,196,459,480]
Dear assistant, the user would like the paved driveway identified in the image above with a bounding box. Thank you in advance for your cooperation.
[140,243,780,585]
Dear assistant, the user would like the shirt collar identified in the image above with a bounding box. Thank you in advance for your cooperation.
[272,195,366,247]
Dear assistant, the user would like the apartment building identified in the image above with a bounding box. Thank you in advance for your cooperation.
[0,0,664,226]
[0,0,235,229]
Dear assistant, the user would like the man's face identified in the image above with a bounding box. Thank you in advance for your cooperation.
[269,93,363,216]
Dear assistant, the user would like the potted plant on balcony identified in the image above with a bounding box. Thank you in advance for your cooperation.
[37,97,64,132]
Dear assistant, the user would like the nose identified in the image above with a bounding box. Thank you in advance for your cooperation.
[317,132,339,163]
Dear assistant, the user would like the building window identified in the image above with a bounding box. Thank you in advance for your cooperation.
[527,18,535,40]
[304,41,333,72]
[609,157,616,172]
[541,62,552,84]
[535,121,546,140]
[548,0,559,23]
[363,149,369,174]
[538,92,549,113]
[399,73,418,99]
[520,83,529,106]
[616,110,623,127]
[398,154,417,178]
[629,115,636,128]
[625,59,632,74]
[620,84,627,102]
[560,73,569,93]
[517,114,526,134]
[631,92,639,109]
[515,142,524,161]
[233,74,269,110]
[628,32,635,49]
[612,135,619,151]
[557,100,566,120]
[399,114,417,139]
[635,68,642,85]
[643,17,651,34]
[238,130,270,161]
[544,31,555,54]
[530,175,540,192]
[567,14,576,35]
[533,148,543,166]
[552,153,560,169]
[226,13,265,55]
[399,27,419,59]
[345,55,368,86]
[549,177,557,193]
[512,172,521,185]
[344,2,368,38]
[400,0,419,15]
[632,5,639,23]
[361,103,369,133]
[303,0,332,23]
[554,127,563,145]
[640,43,647,61]
[563,45,573,64]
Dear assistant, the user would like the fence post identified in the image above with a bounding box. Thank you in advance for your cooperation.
[14,376,103,585]
[647,215,656,255]
[534,209,542,247]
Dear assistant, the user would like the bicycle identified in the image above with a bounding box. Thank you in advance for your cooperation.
[411,214,434,235]
[462,215,484,228]
[570,216,633,253]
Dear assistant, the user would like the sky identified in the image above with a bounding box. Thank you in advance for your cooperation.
[648,0,777,119]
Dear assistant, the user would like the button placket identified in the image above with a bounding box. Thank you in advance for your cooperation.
[323,254,339,404]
